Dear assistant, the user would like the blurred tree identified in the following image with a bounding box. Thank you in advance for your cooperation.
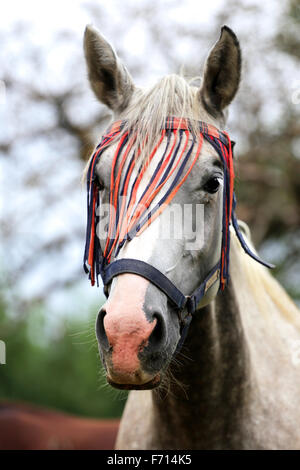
[233,0,300,302]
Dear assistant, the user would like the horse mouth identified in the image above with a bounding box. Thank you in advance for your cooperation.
[107,373,161,390]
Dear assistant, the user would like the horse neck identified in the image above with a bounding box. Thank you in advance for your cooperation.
[152,232,258,449]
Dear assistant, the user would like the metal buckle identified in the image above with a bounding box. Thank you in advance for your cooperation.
[204,268,220,294]
[185,296,196,315]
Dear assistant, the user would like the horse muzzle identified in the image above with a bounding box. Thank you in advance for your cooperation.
[95,274,169,390]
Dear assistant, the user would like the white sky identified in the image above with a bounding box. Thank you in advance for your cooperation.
[1,0,223,31]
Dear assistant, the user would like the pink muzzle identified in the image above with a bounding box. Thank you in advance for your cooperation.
[102,274,157,383]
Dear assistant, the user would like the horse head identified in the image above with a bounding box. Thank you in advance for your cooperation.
[83,25,241,390]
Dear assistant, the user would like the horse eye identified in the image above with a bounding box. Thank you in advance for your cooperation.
[96,178,105,191]
[203,177,220,194]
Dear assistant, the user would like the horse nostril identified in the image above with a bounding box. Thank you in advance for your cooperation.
[148,313,166,349]
[96,308,110,351]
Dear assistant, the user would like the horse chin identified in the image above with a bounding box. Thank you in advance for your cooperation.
[106,373,161,390]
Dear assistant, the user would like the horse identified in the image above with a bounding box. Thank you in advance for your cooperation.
[83,24,300,449]
[0,401,119,449]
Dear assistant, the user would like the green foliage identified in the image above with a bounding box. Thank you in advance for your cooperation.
[0,299,127,418]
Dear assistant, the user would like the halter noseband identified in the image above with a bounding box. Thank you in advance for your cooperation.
[83,117,274,354]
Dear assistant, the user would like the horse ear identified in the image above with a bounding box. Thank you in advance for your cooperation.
[83,25,135,112]
[199,26,241,116]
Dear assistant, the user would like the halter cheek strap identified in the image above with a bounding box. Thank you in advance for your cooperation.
[83,117,274,355]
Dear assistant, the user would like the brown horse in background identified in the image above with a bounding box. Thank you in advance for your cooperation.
[0,401,119,450]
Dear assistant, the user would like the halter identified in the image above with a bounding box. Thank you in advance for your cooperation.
[83,117,274,354]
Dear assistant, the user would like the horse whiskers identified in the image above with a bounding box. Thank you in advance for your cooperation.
[155,365,189,401]
[70,335,98,348]
[168,354,184,368]
[70,335,96,343]
[167,367,189,398]
[111,389,128,402]
[69,323,96,339]
[97,369,112,392]
[154,378,170,400]
[156,352,191,400]
[96,368,128,403]
[175,348,194,363]
[168,372,189,400]
[68,320,98,349]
